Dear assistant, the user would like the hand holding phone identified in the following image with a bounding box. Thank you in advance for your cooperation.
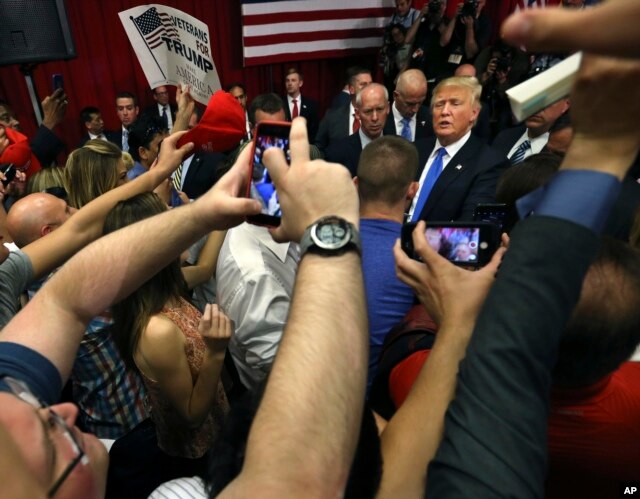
[394,221,505,326]
[246,121,291,227]
[401,221,498,267]
[1,163,16,188]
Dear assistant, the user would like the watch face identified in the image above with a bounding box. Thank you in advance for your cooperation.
[312,218,350,250]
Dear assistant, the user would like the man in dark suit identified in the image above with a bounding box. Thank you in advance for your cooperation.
[175,108,227,200]
[408,76,509,222]
[492,98,570,164]
[141,86,177,131]
[114,91,140,153]
[77,106,120,148]
[325,83,393,176]
[315,67,372,152]
[283,68,319,142]
[383,69,432,142]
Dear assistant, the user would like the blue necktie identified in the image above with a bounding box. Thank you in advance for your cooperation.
[122,129,129,152]
[400,117,412,141]
[411,147,447,222]
[510,139,531,164]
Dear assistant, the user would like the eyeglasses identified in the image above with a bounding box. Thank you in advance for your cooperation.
[2,377,86,497]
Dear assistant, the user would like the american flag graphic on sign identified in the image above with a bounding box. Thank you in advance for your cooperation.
[132,7,180,49]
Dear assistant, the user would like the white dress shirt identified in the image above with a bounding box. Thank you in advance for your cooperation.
[287,94,302,118]
[348,102,357,135]
[392,102,415,141]
[216,223,300,390]
[408,130,472,219]
[507,130,549,161]
[157,103,174,130]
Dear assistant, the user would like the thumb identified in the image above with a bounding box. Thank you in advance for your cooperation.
[501,5,638,58]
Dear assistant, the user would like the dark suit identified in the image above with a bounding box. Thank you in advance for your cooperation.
[283,95,319,142]
[383,105,433,142]
[180,151,227,200]
[324,132,365,177]
[413,135,510,221]
[77,130,121,149]
[330,91,351,110]
[141,103,177,129]
[315,104,351,152]
[491,124,528,158]
[428,216,599,498]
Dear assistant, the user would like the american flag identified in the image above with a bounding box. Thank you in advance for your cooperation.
[241,0,395,67]
[132,7,180,50]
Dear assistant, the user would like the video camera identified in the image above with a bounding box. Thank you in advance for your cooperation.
[460,0,478,18]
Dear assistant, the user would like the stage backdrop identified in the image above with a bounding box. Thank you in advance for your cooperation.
[0,0,546,160]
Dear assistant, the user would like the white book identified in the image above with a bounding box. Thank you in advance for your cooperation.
[506,51,582,122]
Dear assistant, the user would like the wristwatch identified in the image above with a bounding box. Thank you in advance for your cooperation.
[299,216,361,257]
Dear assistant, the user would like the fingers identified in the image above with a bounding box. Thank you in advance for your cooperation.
[288,117,310,165]
[218,144,253,195]
[412,222,445,268]
[501,2,640,58]
[262,141,289,188]
[500,232,510,249]
[479,246,506,278]
[393,239,427,290]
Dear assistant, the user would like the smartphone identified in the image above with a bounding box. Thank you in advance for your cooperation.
[245,121,291,227]
[401,221,497,267]
[1,163,16,187]
[473,203,508,230]
[52,73,64,92]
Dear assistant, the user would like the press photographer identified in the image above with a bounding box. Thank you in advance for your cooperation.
[440,0,491,76]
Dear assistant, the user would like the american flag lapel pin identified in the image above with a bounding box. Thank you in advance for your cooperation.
[455,164,462,170]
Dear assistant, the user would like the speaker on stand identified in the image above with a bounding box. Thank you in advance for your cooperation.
[0,0,76,124]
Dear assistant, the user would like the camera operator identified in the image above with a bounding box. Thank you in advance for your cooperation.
[440,0,491,77]
[405,1,448,95]
[478,43,520,137]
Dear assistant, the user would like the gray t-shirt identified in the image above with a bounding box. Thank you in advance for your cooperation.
[0,250,33,329]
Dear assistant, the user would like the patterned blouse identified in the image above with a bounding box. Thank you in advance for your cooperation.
[138,298,228,458]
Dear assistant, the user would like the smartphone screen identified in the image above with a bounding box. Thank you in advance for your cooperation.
[246,121,291,227]
[401,222,496,266]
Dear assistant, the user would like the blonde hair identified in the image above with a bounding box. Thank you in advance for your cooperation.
[64,139,123,209]
[430,76,482,111]
[26,166,66,195]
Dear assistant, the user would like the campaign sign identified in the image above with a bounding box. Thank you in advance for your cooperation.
[119,5,221,104]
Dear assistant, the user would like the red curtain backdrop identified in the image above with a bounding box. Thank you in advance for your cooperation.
[0,0,527,160]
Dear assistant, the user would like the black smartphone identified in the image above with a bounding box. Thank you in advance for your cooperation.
[401,221,497,267]
[246,121,291,227]
[1,163,16,187]
[52,73,64,92]
[473,203,508,231]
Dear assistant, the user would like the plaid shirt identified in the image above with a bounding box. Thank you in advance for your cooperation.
[71,310,149,439]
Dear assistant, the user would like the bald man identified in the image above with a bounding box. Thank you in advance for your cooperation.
[454,64,477,77]
[326,83,393,176]
[384,69,432,142]
[6,193,76,248]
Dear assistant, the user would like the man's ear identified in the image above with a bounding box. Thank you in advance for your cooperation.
[41,225,53,238]
[299,79,304,90]
[84,121,92,132]
[139,146,149,162]
[407,181,419,201]
[353,176,359,188]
